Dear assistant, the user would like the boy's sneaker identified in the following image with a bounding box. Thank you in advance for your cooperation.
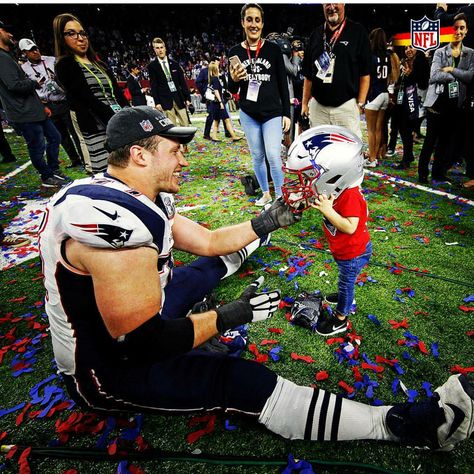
[41,176,65,188]
[363,158,378,168]
[324,293,356,314]
[315,312,348,336]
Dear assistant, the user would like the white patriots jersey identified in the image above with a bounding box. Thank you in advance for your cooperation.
[38,173,175,375]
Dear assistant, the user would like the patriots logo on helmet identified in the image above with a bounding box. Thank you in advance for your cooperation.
[303,132,357,167]
[71,223,133,248]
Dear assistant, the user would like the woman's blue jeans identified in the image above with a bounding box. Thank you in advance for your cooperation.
[335,241,373,317]
[239,110,284,196]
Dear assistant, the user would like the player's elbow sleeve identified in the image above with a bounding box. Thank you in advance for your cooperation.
[120,313,194,361]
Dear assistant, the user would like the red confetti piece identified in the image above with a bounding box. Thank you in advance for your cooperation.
[260,339,278,346]
[414,311,429,316]
[186,414,216,444]
[467,331,474,337]
[15,403,32,426]
[268,328,283,334]
[315,370,329,381]
[0,431,7,442]
[459,305,474,312]
[18,447,32,474]
[450,365,474,375]
[8,297,27,303]
[388,317,409,329]
[326,337,345,345]
[375,356,398,366]
[248,344,268,363]
[290,352,315,363]
[418,341,429,354]
[352,366,363,381]
[63,470,78,474]
[338,381,354,394]
[361,362,384,373]
[107,440,117,456]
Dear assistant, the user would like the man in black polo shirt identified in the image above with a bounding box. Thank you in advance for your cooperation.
[301,3,371,137]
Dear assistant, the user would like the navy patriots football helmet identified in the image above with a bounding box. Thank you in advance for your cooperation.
[282,125,364,212]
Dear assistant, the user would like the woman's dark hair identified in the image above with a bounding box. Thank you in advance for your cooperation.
[454,12,469,29]
[53,13,98,62]
[369,28,387,58]
[240,3,264,21]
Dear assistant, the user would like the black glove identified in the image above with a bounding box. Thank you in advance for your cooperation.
[216,277,281,332]
[251,197,301,238]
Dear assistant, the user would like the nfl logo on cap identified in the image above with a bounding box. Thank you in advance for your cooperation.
[411,16,440,52]
[140,119,154,132]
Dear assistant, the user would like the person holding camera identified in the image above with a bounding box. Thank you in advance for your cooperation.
[228,3,291,206]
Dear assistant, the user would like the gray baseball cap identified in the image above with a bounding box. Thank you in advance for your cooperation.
[105,106,197,151]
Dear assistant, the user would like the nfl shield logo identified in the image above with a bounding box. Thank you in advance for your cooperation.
[411,16,440,52]
[139,119,154,132]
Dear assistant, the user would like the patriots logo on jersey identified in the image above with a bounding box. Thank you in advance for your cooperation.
[71,223,133,248]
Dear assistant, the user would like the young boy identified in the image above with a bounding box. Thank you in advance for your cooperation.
[282,125,371,336]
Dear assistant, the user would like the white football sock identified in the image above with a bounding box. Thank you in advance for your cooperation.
[258,376,397,441]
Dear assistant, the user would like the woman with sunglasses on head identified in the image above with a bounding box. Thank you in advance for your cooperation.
[228,3,291,206]
[53,13,128,174]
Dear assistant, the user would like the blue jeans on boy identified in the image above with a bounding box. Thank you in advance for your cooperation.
[239,110,284,196]
[12,119,61,181]
[334,241,372,317]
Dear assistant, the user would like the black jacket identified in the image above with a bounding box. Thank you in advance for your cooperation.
[126,75,147,106]
[55,55,128,133]
[147,57,190,110]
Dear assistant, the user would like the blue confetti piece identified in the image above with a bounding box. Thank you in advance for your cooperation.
[422,381,433,397]
[463,295,474,303]
[0,402,26,417]
[282,454,314,474]
[407,389,418,403]
[431,342,439,358]
[372,398,384,406]
[366,385,374,399]
[367,314,381,325]
[96,417,116,448]
[393,363,405,375]
[394,296,405,303]
[225,419,238,431]
[392,378,400,395]
[269,346,282,362]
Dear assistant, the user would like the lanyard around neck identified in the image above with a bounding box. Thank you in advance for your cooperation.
[246,39,262,73]
[30,59,55,79]
[77,58,116,102]
[323,19,346,52]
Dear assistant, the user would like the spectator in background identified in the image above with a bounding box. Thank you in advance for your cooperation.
[228,3,290,206]
[435,3,474,48]
[53,13,129,174]
[0,19,64,187]
[364,28,397,168]
[393,45,429,170]
[290,38,306,137]
[19,38,84,169]
[418,13,474,184]
[208,61,242,142]
[301,3,371,138]
[147,37,191,127]
[127,63,148,106]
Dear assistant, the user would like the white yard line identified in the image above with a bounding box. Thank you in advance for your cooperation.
[365,170,474,206]
[0,160,32,185]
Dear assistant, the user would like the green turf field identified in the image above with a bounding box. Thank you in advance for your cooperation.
[1,120,473,473]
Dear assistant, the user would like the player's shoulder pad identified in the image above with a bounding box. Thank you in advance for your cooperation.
[54,177,167,250]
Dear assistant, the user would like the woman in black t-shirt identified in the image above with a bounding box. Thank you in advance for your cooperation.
[228,3,291,206]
